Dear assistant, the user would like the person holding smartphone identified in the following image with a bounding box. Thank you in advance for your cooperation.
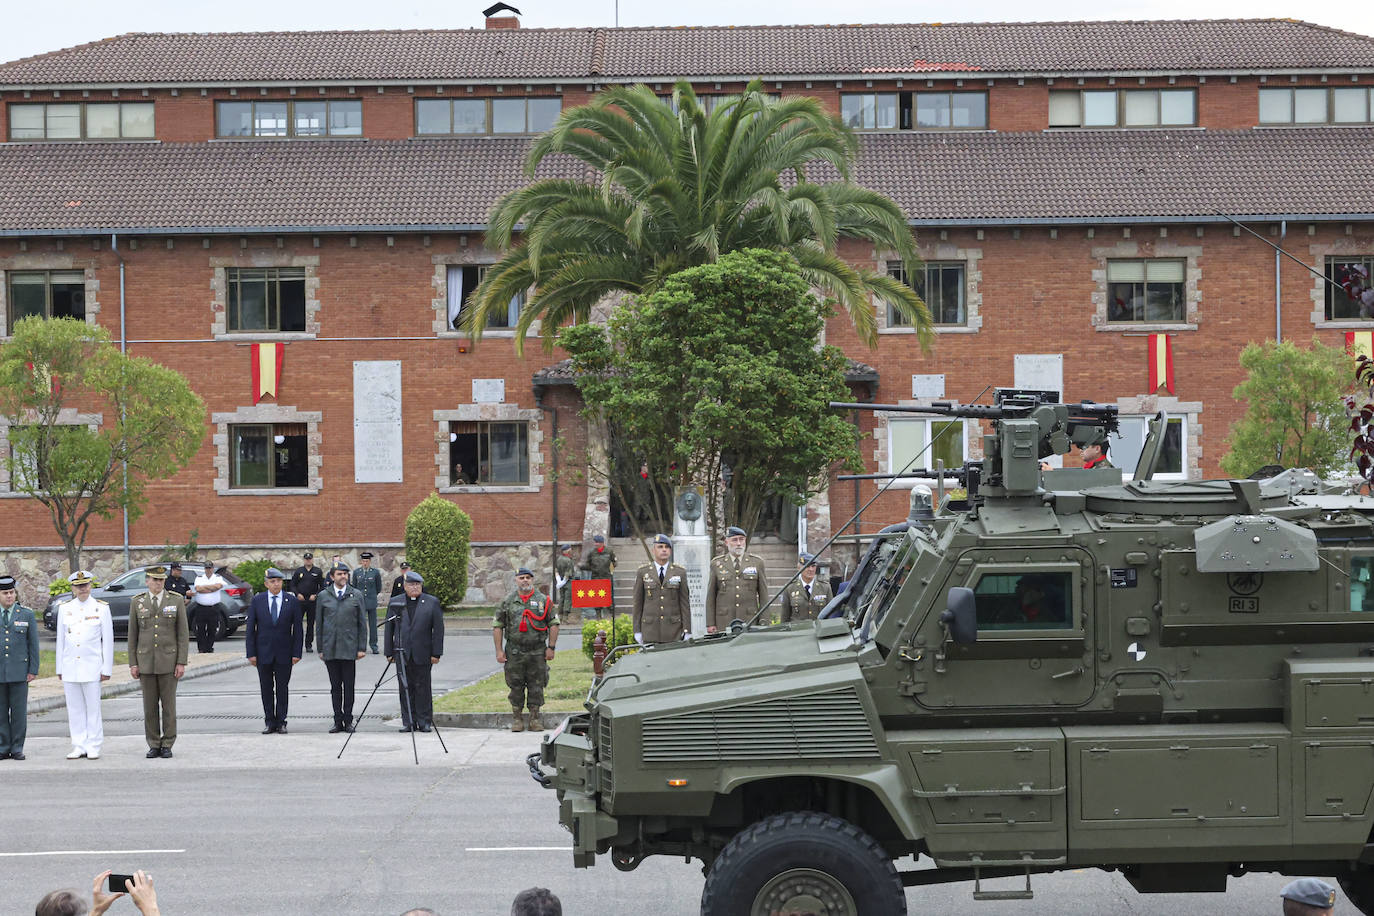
[35,869,160,916]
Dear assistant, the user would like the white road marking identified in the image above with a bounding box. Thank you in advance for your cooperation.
[0,849,185,858]
[465,846,568,852]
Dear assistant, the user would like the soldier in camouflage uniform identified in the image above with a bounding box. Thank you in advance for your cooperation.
[554,544,575,620]
[493,567,560,732]
[706,525,769,632]
[581,534,616,618]
[782,553,833,623]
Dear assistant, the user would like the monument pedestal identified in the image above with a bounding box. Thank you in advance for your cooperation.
[673,535,711,635]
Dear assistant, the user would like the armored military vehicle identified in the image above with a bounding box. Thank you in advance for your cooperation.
[531,395,1374,915]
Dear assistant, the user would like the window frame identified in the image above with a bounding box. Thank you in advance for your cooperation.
[887,260,967,327]
[841,91,989,131]
[214,99,363,139]
[414,96,563,137]
[444,264,527,333]
[6,270,87,330]
[228,422,310,489]
[1260,86,1374,125]
[970,567,1080,634]
[1112,415,1188,481]
[7,101,156,141]
[1047,88,1197,129]
[885,417,967,488]
[448,420,531,486]
[1105,258,1187,324]
[1325,256,1374,321]
[225,267,308,333]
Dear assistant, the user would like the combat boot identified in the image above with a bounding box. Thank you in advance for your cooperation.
[528,707,544,732]
[511,707,525,732]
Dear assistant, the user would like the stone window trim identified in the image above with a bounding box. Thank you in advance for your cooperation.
[0,408,104,497]
[871,398,984,490]
[1308,240,1374,328]
[1091,241,1201,332]
[874,246,983,334]
[431,252,540,339]
[0,260,102,339]
[1110,393,1204,481]
[434,403,544,493]
[212,404,322,495]
[210,256,321,339]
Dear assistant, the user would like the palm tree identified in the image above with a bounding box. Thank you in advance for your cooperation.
[462,80,933,352]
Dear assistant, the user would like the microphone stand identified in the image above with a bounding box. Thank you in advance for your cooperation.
[338,610,448,763]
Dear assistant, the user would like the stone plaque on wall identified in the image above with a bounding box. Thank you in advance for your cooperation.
[472,378,505,403]
[353,360,403,483]
[911,374,945,399]
[1014,354,1063,396]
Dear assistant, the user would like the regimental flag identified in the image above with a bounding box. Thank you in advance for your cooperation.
[1148,333,1175,395]
[1347,331,1374,361]
[250,342,284,405]
[571,578,613,609]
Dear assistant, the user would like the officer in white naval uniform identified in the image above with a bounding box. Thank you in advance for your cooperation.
[55,569,113,759]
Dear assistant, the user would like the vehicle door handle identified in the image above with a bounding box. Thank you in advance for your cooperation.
[1051,666,1084,679]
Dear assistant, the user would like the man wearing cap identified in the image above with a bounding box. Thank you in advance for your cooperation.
[385,570,444,733]
[554,544,575,620]
[350,552,384,655]
[0,575,40,761]
[291,552,325,652]
[782,554,832,624]
[1280,878,1338,914]
[190,560,225,653]
[581,535,616,619]
[246,568,303,734]
[705,526,769,634]
[493,568,559,732]
[390,560,411,600]
[632,535,691,645]
[164,562,191,600]
[55,570,113,759]
[316,562,368,733]
[127,566,189,759]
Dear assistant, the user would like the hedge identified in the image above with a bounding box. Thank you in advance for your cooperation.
[404,494,472,608]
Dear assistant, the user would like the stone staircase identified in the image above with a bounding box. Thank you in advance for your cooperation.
[603,539,804,617]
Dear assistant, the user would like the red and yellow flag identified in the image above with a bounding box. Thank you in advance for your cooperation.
[1148,333,1175,395]
[1347,331,1374,361]
[571,578,613,609]
[250,342,284,405]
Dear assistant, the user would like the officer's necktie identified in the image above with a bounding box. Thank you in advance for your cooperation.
[271,595,279,624]
[659,567,665,585]
[2,606,8,628]
[805,584,812,599]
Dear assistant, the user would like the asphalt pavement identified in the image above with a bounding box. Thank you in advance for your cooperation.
[0,628,1358,914]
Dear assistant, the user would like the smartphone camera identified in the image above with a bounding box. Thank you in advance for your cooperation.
[107,874,134,894]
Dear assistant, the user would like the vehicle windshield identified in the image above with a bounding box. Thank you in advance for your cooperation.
[851,531,921,642]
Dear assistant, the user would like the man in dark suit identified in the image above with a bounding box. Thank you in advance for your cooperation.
[245,567,303,735]
[385,570,444,733]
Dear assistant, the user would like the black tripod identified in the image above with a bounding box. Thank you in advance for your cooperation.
[339,615,448,764]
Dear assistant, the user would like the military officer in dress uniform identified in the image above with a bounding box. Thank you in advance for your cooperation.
[493,568,559,733]
[705,526,769,632]
[127,566,190,759]
[581,535,616,619]
[350,551,383,655]
[55,569,114,760]
[782,553,833,623]
[0,575,40,761]
[632,534,691,645]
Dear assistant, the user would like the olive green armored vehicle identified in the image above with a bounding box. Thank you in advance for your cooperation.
[531,396,1374,915]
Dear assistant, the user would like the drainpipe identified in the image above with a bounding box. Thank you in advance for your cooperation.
[1276,220,1286,343]
[113,233,130,568]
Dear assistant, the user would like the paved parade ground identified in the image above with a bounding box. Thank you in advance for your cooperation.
[0,628,1357,914]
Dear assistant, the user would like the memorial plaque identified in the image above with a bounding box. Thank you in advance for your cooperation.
[673,536,711,635]
[1014,354,1063,395]
[472,378,505,404]
[911,374,945,399]
[353,360,403,483]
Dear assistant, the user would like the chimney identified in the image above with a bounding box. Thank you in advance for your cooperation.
[483,2,521,28]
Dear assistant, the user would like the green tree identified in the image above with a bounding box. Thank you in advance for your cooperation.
[404,494,472,608]
[563,249,862,544]
[465,80,932,353]
[1220,337,1352,478]
[0,317,205,568]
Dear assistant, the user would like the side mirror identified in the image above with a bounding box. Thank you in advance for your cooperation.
[940,587,978,644]
[105,583,123,592]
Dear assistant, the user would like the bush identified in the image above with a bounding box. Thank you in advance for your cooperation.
[404,494,472,608]
[580,615,637,667]
[233,558,277,594]
[49,578,73,596]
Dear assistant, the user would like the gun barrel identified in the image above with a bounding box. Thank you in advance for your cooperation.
[838,470,969,481]
[829,401,1006,418]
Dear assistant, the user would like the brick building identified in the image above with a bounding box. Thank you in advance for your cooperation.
[1,15,1373,598]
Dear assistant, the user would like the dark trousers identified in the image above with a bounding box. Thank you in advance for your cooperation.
[257,660,292,729]
[0,680,27,754]
[366,606,379,652]
[396,655,432,728]
[324,658,356,726]
[138,672,178,749]
[192,604,219,652]
[302,600,317,649]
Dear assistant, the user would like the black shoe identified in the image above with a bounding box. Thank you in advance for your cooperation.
[262,726,276,735]
[344,724,356,733]
[418,724,432,732]
[371,647,379,654]
[329,724,344,734]
[305,645,313,652]
[398,725,413,732]
[146,748,161,758]
[9,752,23,761]
[0,752,9,760]
[160,748,173,759]
[276,725,288,734]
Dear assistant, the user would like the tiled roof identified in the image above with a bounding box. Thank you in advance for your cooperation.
[3,20,1374,86]
[0,128,1372,234]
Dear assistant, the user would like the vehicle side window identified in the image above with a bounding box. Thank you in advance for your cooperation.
[1352,557,1374,612]
[112,570,146,590]
[973,571,1073,630]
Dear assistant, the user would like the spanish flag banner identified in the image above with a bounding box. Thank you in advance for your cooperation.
[1148,333,1175,395]
[1347,331,1374,361]
[571,578,614,609]
[250,342,284,405]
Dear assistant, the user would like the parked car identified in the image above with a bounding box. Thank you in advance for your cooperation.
[42,565,252,639]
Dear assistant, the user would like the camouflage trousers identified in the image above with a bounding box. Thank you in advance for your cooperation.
[504,651,549,709]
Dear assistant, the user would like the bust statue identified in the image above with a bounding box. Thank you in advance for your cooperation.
[674,486,706,536]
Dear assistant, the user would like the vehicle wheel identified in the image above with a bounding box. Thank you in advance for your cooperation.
[700,812,905,916]
[215,612,229,640]
[1340,864,1374,916]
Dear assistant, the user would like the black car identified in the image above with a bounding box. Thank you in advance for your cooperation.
[43,565,252,639]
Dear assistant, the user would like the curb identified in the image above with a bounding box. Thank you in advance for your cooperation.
[28,656,251,715]
[434,711,574,730]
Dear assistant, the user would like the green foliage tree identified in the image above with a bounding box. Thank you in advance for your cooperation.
[404,494,472,608]
[563,249,862,545]
[0,317,205,569]
[465,80,932,353]
[1220,337,1352,478]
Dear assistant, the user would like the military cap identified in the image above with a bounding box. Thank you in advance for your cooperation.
[404,570,424,584]
[331,561,349,573]
[146,566,168,579]
[360,551,374,559]
[69,569,94,585]
[652,533,672,546]
[592,534,605,543]
[303,551,314,559]
[203,560,215,569]
[516,567,535,577]
[799,552,817,566]
[399,560,410,569]
[559,543,573,552]
[264,567,286,580]
[725,526,747,538]
[168,561,182,570]
[0,575,15,590]
[1280,878,1337,909]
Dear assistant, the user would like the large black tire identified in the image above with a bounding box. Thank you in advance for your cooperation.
[700,812,906,916]
[1340,865,1374,916]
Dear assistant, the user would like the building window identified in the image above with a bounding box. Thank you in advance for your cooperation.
[1106,259,1185,322]
[445,265,525,331]
[227,268,306,333]
[888,418,966,480]
[1260,87,1374,125]
[415,97,561,136]
[8,102,155,140]
[842,92,988,130]
[449,421,529,485]
[230,423,309,488]
[215,100,362,138]
[1326,256,1374,320]
[7,271,85,328]
[1048,89,1195,128]
[1112,415,1187,480]
[887,261,966,326]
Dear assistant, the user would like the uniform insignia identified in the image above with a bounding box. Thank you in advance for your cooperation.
[643,573,654,583]
[14,620,27,629]
[668,576,681,585]
[744,567,757,575]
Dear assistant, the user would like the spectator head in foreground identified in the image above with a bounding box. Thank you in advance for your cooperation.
[511,887,561,916]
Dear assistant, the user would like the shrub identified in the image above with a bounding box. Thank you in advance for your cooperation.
[233,558,277,593]
[49,578,73,596]
[404,494,472,608]
[580,615,637,667]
